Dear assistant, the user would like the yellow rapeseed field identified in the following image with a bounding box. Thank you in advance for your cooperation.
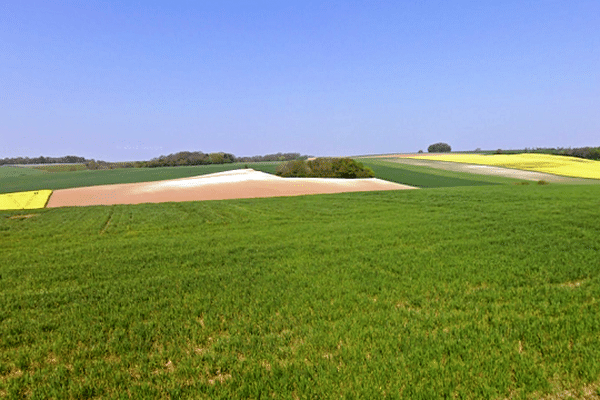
[0,190,53,210]
[410,153,600,180]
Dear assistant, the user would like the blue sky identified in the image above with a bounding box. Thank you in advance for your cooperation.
[2,1,599,161]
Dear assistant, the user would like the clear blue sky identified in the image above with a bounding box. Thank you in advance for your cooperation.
[2,1,599,161]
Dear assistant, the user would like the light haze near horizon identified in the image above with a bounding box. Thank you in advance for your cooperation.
[2,1,599,162]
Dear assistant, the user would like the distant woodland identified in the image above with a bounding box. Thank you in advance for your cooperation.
[499,146,600,160]
[0,152,309,170]
[0,155,88,165]
[2,147,599,171]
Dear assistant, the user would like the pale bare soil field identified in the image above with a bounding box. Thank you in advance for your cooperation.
[46,169,416,208]
[366,155,600,183]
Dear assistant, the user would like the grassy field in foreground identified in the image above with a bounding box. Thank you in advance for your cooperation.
[360,158,525,187]
[2,185,600,399]
[411,153,600,180]
[0,163,279,194]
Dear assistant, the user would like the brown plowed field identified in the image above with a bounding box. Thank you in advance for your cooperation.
[46,169,416,208]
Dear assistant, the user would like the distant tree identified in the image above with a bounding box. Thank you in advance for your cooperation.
[427,143,452,153]
[418,149,424,153]
[222,153,236,163]
[209,152,225,164]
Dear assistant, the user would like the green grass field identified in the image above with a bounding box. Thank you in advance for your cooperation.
[32,164,88,173]
[0,163,279,194]
[0,166,47,179]
[2,184,599,399]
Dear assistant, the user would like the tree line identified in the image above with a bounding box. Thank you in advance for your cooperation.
[518,147,600,160]
[0,155,88,165]
[1,151,310,170]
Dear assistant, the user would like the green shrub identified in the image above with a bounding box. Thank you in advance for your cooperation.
[275,159,311,177]
[329,158,375,178]
[427,142,452,153]
[276,158,375,178]
[306,158,335,177]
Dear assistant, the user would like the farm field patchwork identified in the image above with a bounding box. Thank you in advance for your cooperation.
[0,158,510,210]
[1,184,600,399]
[0,162,280,195]
[45,169,414,208]
[410,153,600,180]
[360,158,526,187]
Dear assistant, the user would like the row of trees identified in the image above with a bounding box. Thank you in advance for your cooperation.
[236,152,308,162]
[143,151,236,168]
[2,151,311,169]
[0,155,88,166]
[83,151,311,170]
[530,146,600,160]
[137,151,309,168]
[484,146,600,160]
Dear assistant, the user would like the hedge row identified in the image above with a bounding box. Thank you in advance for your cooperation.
[276,158,375,179]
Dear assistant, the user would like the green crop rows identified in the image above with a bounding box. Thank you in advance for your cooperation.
[360,158,527,187]
[2,184,600,399]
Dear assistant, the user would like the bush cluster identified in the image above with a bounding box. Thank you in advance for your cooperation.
[548,146,600,160]
[276,158,375,179]
[428,142,452,153]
